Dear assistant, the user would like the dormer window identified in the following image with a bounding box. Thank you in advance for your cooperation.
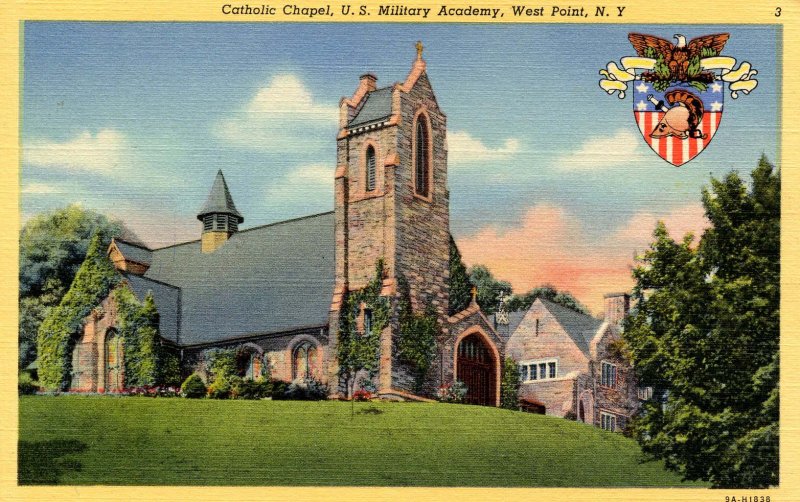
[366,145,376,192]
[413,115,430,198]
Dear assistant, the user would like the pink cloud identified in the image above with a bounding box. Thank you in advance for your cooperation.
[456,203,708,314]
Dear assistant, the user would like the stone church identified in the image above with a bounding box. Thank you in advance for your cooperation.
[67,45,643,426]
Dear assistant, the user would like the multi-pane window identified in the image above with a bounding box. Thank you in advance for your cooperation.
[365,146,376,192]
[519,359,558,382]
[601,361,617,388]
[293,342,317,380]
[364,308,373,335]
[600,412,617,432]
[638,386,654,401]
[414,119,430,197]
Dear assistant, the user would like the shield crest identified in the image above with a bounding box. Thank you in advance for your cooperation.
[633,81,723,166]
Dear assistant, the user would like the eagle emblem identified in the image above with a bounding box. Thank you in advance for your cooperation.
[599,32,758,167]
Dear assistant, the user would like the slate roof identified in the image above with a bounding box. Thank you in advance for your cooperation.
[348,86,393,128]
[114,239,152,266]
[122,273,180,344]
[538,298,604,356]
[489,311,526,341]
[143,212,335,346]
[197,170,244,222]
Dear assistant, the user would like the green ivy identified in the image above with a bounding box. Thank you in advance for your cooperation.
[500,357,521,410]
[336,259,390,397]
[204,346,266,382]
[37,234,121,390]
[396,275,439,393]
[114,288,180,388]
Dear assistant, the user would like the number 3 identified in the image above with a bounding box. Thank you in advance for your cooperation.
[775,7,781,16]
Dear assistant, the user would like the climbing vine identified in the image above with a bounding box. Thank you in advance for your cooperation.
[396,274,439,393]
[37,234,121,390]
[336,259,390,397]
[500,357,521,410]
[114,288,180,388]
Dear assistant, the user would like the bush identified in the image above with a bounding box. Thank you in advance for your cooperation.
[284,378,329,401]
[18,372,39,395]
[181,374,206,398]
[271,380,290,400]
[234,378,271,400]
[207,376,232,399]
[436,380,467,403]
[353,389,372,401]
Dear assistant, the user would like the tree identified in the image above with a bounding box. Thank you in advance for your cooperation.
[500,357,521,410]
[19,204,134,369]
[623,156,779,488]
[505,284,590,314]
[468,265,512,315]
[448,235,472,315]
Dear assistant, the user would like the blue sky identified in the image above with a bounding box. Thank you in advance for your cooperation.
[21,22,780,309]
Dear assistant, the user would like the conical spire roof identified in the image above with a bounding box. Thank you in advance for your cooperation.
[197,170,244,222]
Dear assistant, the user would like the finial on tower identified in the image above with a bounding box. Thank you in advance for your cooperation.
[415,40,424,60]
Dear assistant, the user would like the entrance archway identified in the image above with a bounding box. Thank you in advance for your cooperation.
[455,332,498,406]
[104,329,123,392]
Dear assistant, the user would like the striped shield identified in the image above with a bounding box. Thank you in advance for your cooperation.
[632,81,723,167]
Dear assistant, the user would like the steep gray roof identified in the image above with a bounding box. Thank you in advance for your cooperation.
[489,311,526,341]
[122,273,180,344]
[197,170,244,222]
[114,239,152,266]
[144,212,335,346]
[538,298,604,356]
[349,87,393,127]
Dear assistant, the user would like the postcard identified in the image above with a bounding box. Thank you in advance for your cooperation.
[2,1,795,501]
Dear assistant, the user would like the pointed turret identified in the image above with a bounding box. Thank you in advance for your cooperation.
[197,170,244,253]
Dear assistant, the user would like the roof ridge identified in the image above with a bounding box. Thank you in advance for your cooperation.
[150,211,334,251]
[123,272,181,290]
[113,237,153,251]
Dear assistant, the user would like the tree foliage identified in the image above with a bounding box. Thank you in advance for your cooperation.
[505,284,590,314]
[36,235,121,390]
[19,204,133,368]
[623,156,779,488]
[448,235,472,315]
[468,265,512,315]
[396,275,439,393]
[500,357,521,410]
[336,260,390,397]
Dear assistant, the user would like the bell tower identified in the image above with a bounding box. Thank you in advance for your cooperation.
[197,170,244,253]
[330,43,450,393]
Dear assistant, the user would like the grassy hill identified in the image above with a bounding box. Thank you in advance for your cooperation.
[18,396,704,486]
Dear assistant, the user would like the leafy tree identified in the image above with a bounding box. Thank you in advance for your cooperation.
[624,156,779,488]
[468,265,512,315]
[448,235,472,315]
[505,284,589,314]
[19,204,134,368]
[500,357,520,410]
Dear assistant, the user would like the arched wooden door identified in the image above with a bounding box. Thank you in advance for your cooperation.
[456,334,496,406]
[105,330,123,392]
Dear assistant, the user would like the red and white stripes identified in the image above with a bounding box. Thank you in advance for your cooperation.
[634,111,722,166]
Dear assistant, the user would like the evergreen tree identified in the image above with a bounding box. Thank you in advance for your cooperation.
[448,235,472,315]
[624,156,779,488]
[468,265,512,315]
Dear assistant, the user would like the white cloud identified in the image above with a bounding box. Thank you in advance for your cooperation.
[215,74,338,152]
[556,129,647,170]
[23,129,129,173]
[447,130,520,165]
[21,183,59,194]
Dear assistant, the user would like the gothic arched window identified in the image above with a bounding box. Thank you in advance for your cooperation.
[365,145,376,192]
[414,116,430,197]
[292,341,318,380]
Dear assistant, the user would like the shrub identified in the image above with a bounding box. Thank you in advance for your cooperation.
[234,378,271,400]
[18,372,39,395]
[127,385,181,398]
[353,389,372,401]
[207,376,232,399]
[500,357,521,410]
[436,380,467,403]
[181,374,206,398]
[284,378,329,401]
[271,380,290,400]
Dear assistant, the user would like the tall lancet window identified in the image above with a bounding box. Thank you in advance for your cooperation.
[366,145,376,192]
[414,118,430,197]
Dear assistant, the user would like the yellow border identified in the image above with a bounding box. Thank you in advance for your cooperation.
[1,2,797,501]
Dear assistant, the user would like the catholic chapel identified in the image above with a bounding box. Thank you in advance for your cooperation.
[70,45,505,406]
[67,46,644,427]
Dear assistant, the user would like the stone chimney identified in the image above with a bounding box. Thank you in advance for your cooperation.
[359,73,378,93]
[603,292,630,327]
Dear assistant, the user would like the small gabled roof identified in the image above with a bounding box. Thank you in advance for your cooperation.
[348,86,393,128]
[197,170,243,223]
[537,298,604,356]
[111,238,153,266]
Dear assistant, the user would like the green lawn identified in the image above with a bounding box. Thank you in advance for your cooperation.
[18,396,704,486]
